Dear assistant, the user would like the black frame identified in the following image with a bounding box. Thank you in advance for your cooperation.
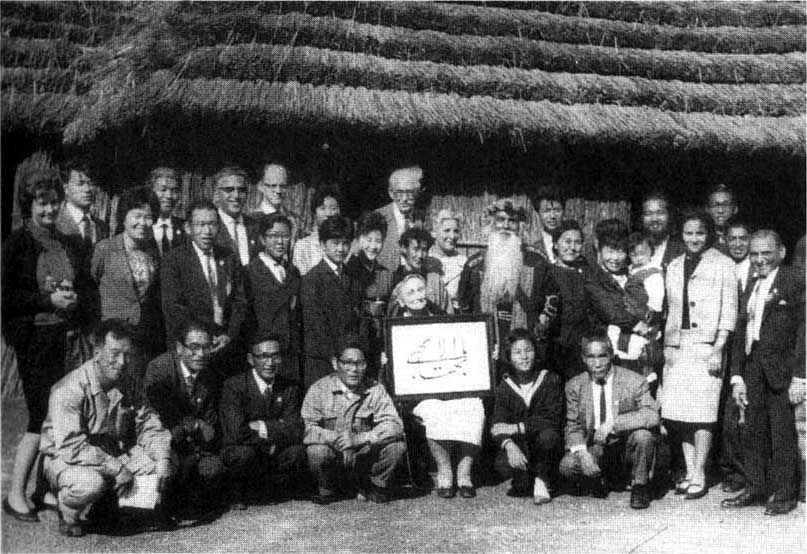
[384,314,495,401]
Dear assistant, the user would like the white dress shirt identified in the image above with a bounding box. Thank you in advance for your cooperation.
[736,257,752,294]
[259,253,286,284]
[153,217,173,242]
[323,255,342,277]
[218,209,250,266]
[192,241,223,325]
[542,230,556,264]
[649,236,669,269]
[745,267,779,354]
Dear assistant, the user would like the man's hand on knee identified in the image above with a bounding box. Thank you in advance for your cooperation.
[577,449,600,478]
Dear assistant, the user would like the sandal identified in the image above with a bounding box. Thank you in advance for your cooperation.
[685,482,708,500]
[674,479,691,495]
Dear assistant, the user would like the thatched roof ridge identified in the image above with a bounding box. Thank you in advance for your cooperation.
[289,2,805,54]
[176,43,805,116]
[1,90,84,134]
[164,11,805,84]
[0,37,111,71]
[0,17,104,45]
[492,2,806,27]
[1,1,138,27]
[62,72,805,155]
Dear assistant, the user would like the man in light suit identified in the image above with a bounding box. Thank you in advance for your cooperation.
[559,329,659,509]
[372,166,426,272]
[639,189,685,273]
[212,166,261,266]
[149,167,187,258]
[160,199,247,382]
[722,230,803,516]
[245,213,303,384]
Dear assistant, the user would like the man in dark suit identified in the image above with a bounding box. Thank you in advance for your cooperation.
[160,199,247,380]
[251,163,302,247]
[372,166,426,272]
[55,160,109,258]
[245,213,302,384]
[301,216,361,388]
[142,319,225,519]
[558,329,659,509]
[639,189,685,273]
[212,166,261,266]
[219,334,306,510]
[149,167,186,258]
[527,185,565,264]
[722,230,803,516]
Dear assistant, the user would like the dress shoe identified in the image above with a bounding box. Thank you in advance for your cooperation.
[458,486,476,499]
[57,511,85,537]
[721,481,745,493]
[229,499,247,511]
[310,492,340,506]
[3,498,39,523]
[674,479,691,495]
[721,491,765,509]
[362,484,393,504]
[506,486,531,498]
[630,484,651,509]
[582,477,609,499]
[685,482,708,500]
[764,499,798,516]
[435,487,456,499]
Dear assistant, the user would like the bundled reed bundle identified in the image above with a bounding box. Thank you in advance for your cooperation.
[177,43,805,116]
[1,17,103,45]
[1,90,83,134]
[164,10,805,84]
[1,1,139,28]
[63,73,806,155]
[294,2,804,54]
[525,1,806,27]
[1,67,91,95]
[1,37,82,69]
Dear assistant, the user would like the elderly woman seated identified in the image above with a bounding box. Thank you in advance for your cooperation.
[388,274,485,499]
[491,329,564,504]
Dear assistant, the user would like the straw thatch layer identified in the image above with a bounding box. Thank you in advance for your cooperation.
[506,1,806,27]
[1,1,138,27]
[1,90,84,134]
[164,11,806,84]
[290,2,805,54]
[176,43,805,116]
[1,17,103,45]
[1,67,92,95]
[63,73,806,155]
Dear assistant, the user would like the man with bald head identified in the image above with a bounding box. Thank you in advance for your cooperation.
[254,163,301,246]
[372,166,427,271]
[723,230,803,516]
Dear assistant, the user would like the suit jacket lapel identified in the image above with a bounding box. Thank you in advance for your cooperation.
[760,269,785,326]
[581,380,594,436]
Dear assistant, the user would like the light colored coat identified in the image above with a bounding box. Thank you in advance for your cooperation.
[664,247,737,347]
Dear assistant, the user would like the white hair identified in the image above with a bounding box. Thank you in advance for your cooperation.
[433,208,461,229]
[480,231,523,314]
[388,166,423,189]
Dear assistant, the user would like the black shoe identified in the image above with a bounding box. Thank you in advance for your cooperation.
[363,485,393,504]
[630,484,651,510]
[310,492,339,506]
[458,486,476,499]
[764,499,798,516]
[582,476,608,499]
[721,491,765,509]
[721,481,745,493]
[506,486,531,498]
[684,482,709,500]
[435,487,456,499]
[57,511,85,537]
[3,498,39,523]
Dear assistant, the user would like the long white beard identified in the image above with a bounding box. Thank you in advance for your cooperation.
[480,231,523,314]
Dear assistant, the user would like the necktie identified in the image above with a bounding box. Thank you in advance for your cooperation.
[275,262,286,284]
[161,223,171,255]
[186,373,196,397]
[233,221,248,265]
[79,215,92,249]
[597,379,607,425]
[745,278,763,355]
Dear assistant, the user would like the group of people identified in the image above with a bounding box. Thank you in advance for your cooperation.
[2,160,804,538]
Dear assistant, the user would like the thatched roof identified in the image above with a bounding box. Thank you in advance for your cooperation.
[2,1,805,157]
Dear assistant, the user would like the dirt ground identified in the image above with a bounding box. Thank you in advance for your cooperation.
[2,397,804,553]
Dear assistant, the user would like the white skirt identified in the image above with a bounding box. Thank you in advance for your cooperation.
[412,397,485,446]
[661,331,723,423]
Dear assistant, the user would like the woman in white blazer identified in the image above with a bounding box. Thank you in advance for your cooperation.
[661,209,737,500]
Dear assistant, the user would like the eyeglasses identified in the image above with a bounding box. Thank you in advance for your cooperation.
[252,352,283,362]
[263,182,289,190]
[182,343,212,354]
[708,202,734,209]
[265,233,291,241]
[391,189,420,198]
[217,186,248,195]
[338,359,367,369]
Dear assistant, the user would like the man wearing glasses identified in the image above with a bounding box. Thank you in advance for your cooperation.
[705,183,740,256]
[253,163,302,247]
[219,335,307,510]
[212,166,260,266]
[142,320,225,520]
[372,165,427,272]
[245,214,303,384]
[301,339,406,505]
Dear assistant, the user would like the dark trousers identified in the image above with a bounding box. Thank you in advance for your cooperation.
[222,443,307,494]
[306,441,406,492]
[744,378,799,501]
[164,451,225,514]
[718,391,746,486]
[559,429,656,486]
[494,429,562,490]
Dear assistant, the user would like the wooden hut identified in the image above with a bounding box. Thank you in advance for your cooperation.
[2,0,804,247]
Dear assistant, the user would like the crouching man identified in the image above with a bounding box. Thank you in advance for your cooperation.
[142,320,225,519]
[302,339,406,504]
[219,334,307,510]
[40,320,174,537]
[558,329,659,509]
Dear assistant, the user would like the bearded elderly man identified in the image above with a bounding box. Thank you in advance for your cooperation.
[457,200,560,352]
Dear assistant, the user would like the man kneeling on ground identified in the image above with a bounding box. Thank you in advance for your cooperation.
[559,328,659,509]
[40,319,174,537]
[302,339,406,504]
[219,334,307,510]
